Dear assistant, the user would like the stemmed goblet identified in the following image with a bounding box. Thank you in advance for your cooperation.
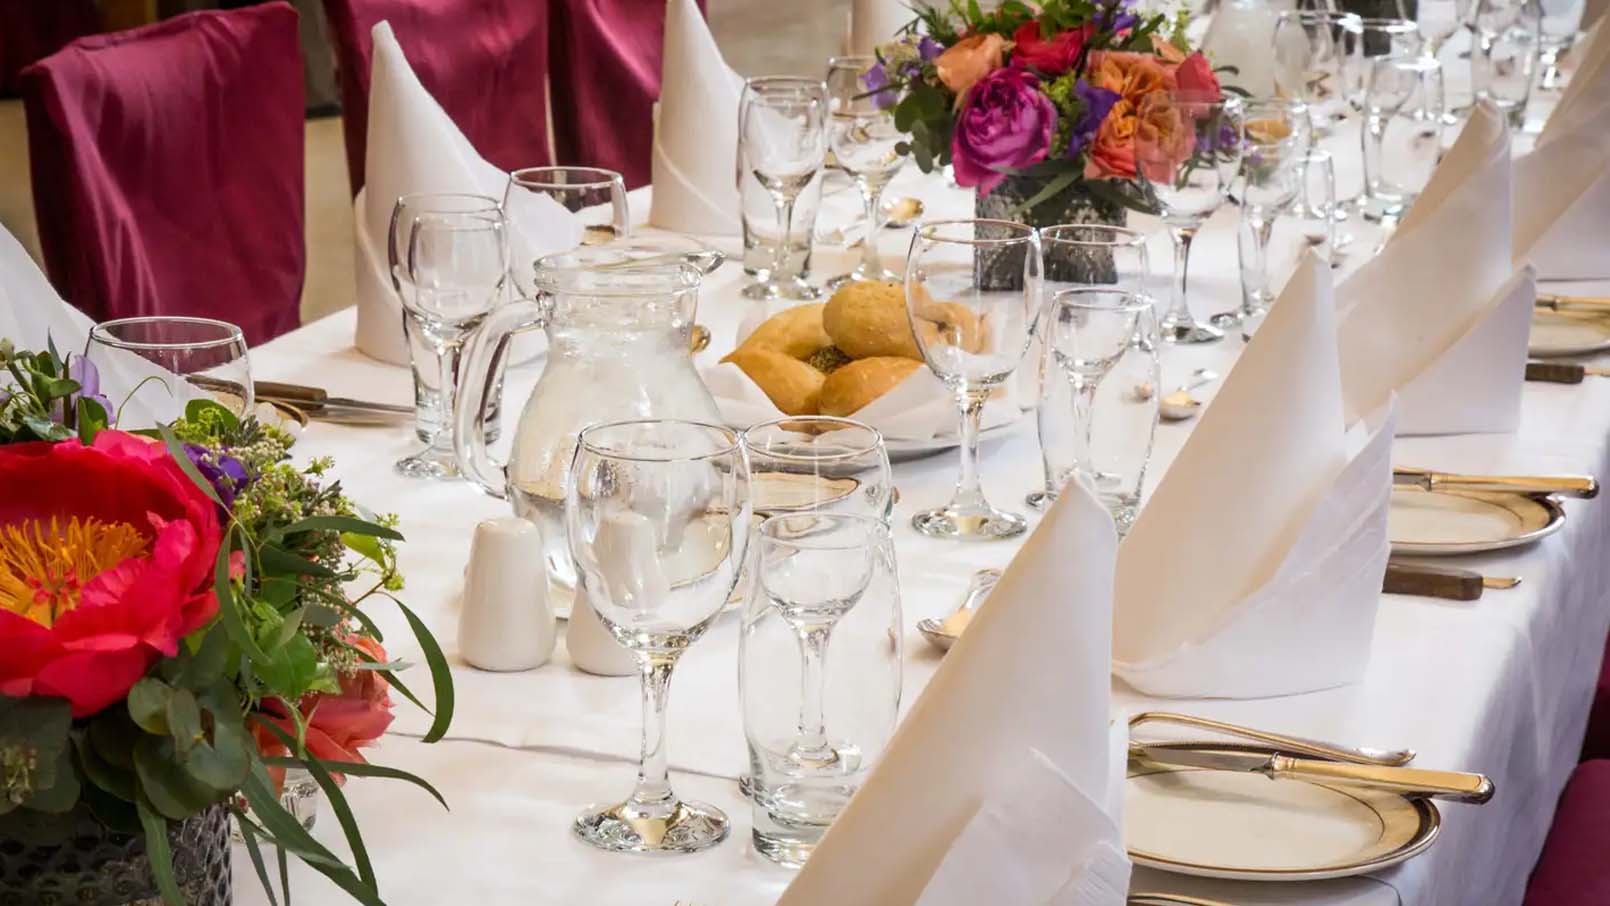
[739,77,829,301]
[826,55,907,287]
[1227,99,1309,330]
[1135,92,1246,345]
[904,219,1042,540]
[1360,56,1445,224]
[566,419,752,854]
[503,166,628,298]
[1273,11,1357,139]
[742,416,893,520]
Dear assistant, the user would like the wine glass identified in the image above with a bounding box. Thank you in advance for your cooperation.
[1472,0,1542,127]
[1135,92,1246,345]
[1361,56,1445,224]
[1273,11,1358,138]
[1227,99,1308,328]
[86,317,252,421]
[396,204,508,478]
[1538,0,1585,90]
[826,55,907,287]
[904,219,1042,540]
[741,416,893,520]
[739,77,829,301]
[504,166,628,296]
[1417,0,1470,61]
[566,418,751,854]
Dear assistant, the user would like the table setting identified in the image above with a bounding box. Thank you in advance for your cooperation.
[4,0,1610,902]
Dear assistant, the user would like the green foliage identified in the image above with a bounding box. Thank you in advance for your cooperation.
[0,341,83,443]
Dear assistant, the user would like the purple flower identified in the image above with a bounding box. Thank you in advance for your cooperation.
[67,354,113,420]
[184,443,250,510]
[918,35,943,62]
[951,69,1059,196]
[1067,80,1121,158]
[862,62,898,109]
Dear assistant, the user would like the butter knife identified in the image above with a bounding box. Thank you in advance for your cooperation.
[1130,745,1495,804]
[1384,561,1522,600]
[1526,361,1610,384]
[1536,292,1610,311]
[1393,467,1599,499]
[188,376,413,415]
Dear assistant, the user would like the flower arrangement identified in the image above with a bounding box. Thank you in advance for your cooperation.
[0,339,452,905]
[870,0,1235,212]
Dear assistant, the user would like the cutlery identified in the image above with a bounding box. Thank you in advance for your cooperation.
[1525,361,1610,383]
[1536,292,1610,311]
[1129,744,1494,804]
[593,248,726,273]
[1383,561,1521,601]
[189,376,414,416]
[1393,467,1599,498]
[1158,368,1219,421]
[917,568,1001,653]
[1127,712,1416,766]
[1128,896,1234,906]
[817,196,926,247]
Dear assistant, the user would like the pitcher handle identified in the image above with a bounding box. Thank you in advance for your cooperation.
[455,298,546,500]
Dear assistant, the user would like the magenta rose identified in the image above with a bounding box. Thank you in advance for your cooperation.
[950,68,1058,197]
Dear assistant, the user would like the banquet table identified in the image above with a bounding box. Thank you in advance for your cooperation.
[229,92,1610,905]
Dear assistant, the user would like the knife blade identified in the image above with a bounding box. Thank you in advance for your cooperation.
[1393,468,1599,498]
[1131,745,1494,804]
[1536,292,1610,311]
[187,376,414,415]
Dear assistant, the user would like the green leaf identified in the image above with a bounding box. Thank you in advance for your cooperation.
[135,793,186,906]
[73,731,135,802]
[216,531,272,664]
[166,689,203,756]
[133,736,218,820]
[391,597,455,743]
[1009,170,1082,217]
[271,607,308,651]
[254,633,321,695]
[178,627,235,688]
[22,414,71,442]
[258,723,375,891]
[23,748,80,813]
[232,806,283,906]
[76,397,108,443]
[263,756,450,811]
[279,515,403,542]
[341,532,388,569]
[128,678,174,736]
[157,424,221,505]
[260,545,336,579]
[185,398,239,430]
[240,764,386,905]
[89,714,140,770]
[183,703,251,792]
[79,780,140,833]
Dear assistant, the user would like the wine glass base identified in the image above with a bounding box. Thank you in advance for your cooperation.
[912,505,1027,541]
[825,267,902,289]
[742,276,823,302]
[394,450,460,480]
[1208,310,1243,329]
[573,798,730,854]
[1160,320,1224,344]
[1025,489,1056,511]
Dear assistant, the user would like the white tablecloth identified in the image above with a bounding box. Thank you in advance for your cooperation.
[231,97,1610,904]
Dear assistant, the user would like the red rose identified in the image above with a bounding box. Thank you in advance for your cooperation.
[253,635,394,782]
[1175,51,1221,100]
[1011,21,1094,76]
[0,431,221,717]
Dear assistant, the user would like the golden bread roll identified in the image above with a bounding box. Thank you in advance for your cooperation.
[726,347,825,416]
[817,357,922,417]
[822,281,923,360]
[723,303,831,362]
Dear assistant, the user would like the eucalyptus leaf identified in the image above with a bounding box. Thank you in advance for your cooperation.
[260,546,337,579]
[166,689,203,756]
[127,678,174,736]
[73,731,135,802]
[132,736,217,820]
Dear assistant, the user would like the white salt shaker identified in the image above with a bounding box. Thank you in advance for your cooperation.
[459,517,556,671]
[565,511,661,677]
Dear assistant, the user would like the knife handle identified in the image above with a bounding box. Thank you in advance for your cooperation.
[1383,562,1483,600]
[1526,362,1585,384]
[253,381,329,404]
[1427,472,1600,499]
[1274,756,1495,804]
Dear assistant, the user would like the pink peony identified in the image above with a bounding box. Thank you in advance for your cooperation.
[950,68,1058,196]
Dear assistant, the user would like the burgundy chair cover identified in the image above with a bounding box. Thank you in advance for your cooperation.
[1581,635,1610,760]
[0,0,100,97]
[321,0,554,196]
[548,0,706,190]
[21,3,305,346]
[1524,760,1610,905]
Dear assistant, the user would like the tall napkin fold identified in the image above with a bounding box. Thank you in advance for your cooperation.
[779,482,1128,906]
[848,0,912,54]
[1114,254,1393,699]
[1518,99,1610,279]
[1336,102,1522,436]
[649,0,745,235]
[355,21,582,363]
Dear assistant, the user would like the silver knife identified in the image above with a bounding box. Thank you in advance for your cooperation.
[1393,468,1599,499]
[1131,745,1494,804]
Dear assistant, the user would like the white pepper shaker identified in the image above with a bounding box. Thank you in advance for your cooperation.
[459,517,556,671]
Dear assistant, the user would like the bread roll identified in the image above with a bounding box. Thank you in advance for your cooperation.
[822,281,923,360]
[817,357,922,417]
[724,303,831,362]
[726,347,825,415]
[910,293,984,354]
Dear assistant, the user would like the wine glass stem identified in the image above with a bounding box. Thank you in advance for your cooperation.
[631,653,677,810]
[431,338,461,457]
[771,195,798,283]
[1166,226,1198,327]
[951,387,990,511]
[857,181,885,275]
[1242,211,1275,315]
[1069,372,1096,479]
[794,624,834,754]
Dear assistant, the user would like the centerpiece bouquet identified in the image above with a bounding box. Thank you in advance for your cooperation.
[0,339,452,906]
[871,0,1233,230]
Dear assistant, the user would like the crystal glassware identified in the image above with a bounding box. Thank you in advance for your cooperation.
[1339,17,1421,203]
[1472,0,1542,127]
[741,416,893,520]
[566,418,752,854]
[1290,147,1341,286]
[504,166,628,296]
[1231,99,1308,328]
[826,55,907,287]
[1273,11,1359,138]
[1041,289,1159,533]
[1417,0,1471,60]
[396,200,508,479]
[1360,56,1445,224]
[1538,0,1585,89]
[1135,92,1246,345]
[739,77,829,301]
[1028,224,1151,511]
[86,316,252,421]
[740,512,901,866]
[904,219,1041,541]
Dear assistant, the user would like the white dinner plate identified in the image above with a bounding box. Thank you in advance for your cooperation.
[1388,487,1564,555]
[1125,758,1440,881]
[1530,308,1610,357]
[883,421,1019,462]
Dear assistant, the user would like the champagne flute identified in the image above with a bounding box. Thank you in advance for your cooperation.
[739,77,829,301]
[826,55,907,287]
[566,418,751,854]
[904,219,1042,540]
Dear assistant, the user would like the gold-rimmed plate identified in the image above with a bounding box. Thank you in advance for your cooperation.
[1530,307,1610,357]
[1125,754,1441,881]
[1388,487,1564,555]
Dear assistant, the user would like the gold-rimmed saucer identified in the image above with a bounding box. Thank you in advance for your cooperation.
[1388,487,1564,555]
[1530,307,1610,357]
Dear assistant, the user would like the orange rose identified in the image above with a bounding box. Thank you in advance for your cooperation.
[1082,52,1180,179]
[936,33,1007,100]
[1085,98,1138,178]
[1133,94,1198,182]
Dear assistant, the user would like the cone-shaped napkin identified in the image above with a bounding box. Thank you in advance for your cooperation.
[649,0,745,235]
[780,482,1129,906]
[848,0,911,54]
[1114,254,1394,699]
[354,22,582,364]
[1336,102,1524,436]
[1518,93,1610,279]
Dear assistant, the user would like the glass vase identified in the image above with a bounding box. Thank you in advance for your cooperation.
[974,174,1129,287]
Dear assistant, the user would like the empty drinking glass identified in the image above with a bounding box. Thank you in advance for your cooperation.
[1539,0,1585,89]
[566,419,752,854]
[1361,56,1445,223]
[1273,11,1358,137]
[1417,0,1471,59]
[826,55,907,286]
[1230,100,1308,328]
[740,77,829,301]
[1473,0,1542,126]
[1135,92,1246,345]
[1296,148,1341,265]
[904,219,1042,540]
[1042,289,1159,534]
[741,513,900,866]
[1339,17,1421,203]
[86,317,252,421]
[742,416,893,520]
[504,166,627,297]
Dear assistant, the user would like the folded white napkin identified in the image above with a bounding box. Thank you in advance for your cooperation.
[1336,102,1524,436]
[780,482,1129,906]
[1518,100,1610,279]
[1114,254,1394,699]
[649,0,745,235]
[848,0,911,54]
[1545,17,1610,140]
[355,22,582,364]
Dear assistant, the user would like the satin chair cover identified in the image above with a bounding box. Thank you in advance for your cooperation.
[0,0,100,96]
[20,3,305,346]
[321,0,554,196]
[548,0,706,189]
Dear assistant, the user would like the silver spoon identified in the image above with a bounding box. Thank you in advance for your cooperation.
[1158,368,1219,421]
[818,196,926,247]
[918,568,1002,653]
